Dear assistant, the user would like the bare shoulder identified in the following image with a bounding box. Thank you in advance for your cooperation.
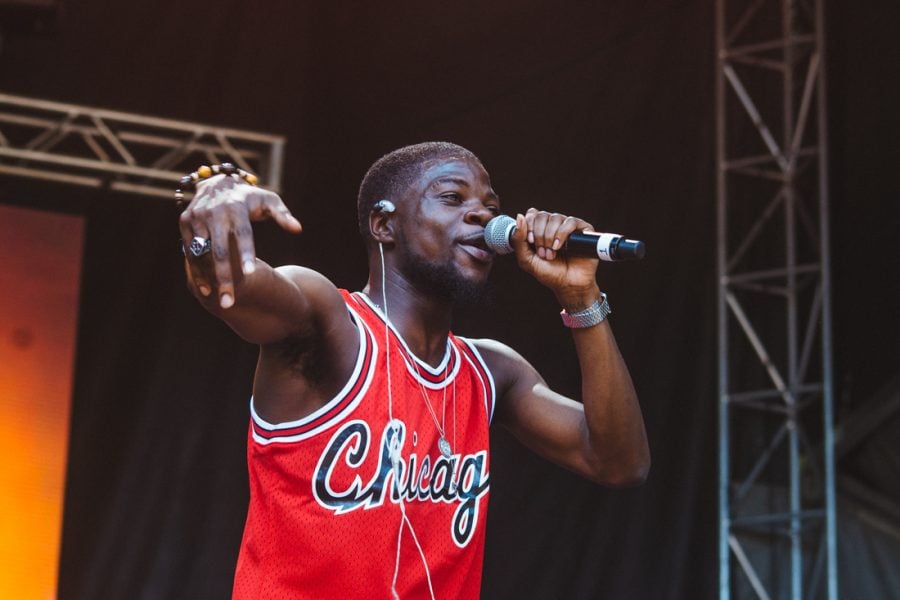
[247,263,358,362]
[273,264,340,295]
[272,265,348,317]
[468,337,520,365]
[468,338,544,394]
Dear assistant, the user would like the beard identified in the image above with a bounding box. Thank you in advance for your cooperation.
[403,251,492,308]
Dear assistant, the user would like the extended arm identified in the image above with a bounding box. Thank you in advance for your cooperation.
[487,210,649,486]
[177,172,359,421]
[178,173,352,343]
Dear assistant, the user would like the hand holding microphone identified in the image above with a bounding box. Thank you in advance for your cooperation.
[484,214,646,262]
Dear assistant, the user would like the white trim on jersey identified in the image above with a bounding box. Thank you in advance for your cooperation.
[249,304,378,445]
[353,292,461,390]
[456,337,497,425]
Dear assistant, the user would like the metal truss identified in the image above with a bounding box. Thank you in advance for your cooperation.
[0,92,285,198]
[716,0,836,599]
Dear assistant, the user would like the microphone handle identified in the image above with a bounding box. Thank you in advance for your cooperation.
[564,231,646,261]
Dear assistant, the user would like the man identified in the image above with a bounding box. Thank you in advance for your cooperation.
[179,142,649,599]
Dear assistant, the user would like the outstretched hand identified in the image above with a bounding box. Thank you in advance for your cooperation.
[178,174,302,308]
[511,208,601,309]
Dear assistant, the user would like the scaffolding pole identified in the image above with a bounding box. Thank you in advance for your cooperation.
[716,0,837,598]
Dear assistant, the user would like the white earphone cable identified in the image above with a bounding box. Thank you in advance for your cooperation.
[381,242,437,600]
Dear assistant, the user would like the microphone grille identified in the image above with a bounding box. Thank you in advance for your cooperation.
[484,215,516,255]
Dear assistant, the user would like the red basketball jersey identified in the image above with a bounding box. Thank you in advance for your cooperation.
[233,290,495,599]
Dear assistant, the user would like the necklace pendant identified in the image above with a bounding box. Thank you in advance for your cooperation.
[438,436,452,459]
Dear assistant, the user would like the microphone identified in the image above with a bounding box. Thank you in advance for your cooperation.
[484,215,646,262]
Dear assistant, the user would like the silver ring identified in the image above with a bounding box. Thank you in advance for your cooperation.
[184,236,211,258]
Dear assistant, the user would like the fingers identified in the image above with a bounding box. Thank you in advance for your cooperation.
[181,203,238,308]
[178,175,302,309]
[233,219,258,276]
[239,190,301,275]
[265,197,303,234]
[209,218,237,309]
[179,209,213,298]
[523,208,593,261]
[511,213,536,269]
[244,187,303,233]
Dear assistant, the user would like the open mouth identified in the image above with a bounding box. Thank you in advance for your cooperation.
[457,234,492,263]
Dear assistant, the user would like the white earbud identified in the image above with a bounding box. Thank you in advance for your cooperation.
[375,199,396,213]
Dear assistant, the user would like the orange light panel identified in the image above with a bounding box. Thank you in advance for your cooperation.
[0,204,84,599]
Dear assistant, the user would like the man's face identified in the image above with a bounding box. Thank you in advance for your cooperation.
[393,157,501,305]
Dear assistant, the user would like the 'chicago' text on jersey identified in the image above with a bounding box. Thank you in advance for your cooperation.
[313,419,490,547]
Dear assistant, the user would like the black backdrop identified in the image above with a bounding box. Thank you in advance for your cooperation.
[0,1,897,598]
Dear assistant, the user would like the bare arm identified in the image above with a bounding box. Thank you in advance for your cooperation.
[178,173,359,421]
[485,210,650,486]
[178,174,311,341]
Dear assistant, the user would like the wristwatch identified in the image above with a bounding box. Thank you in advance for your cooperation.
[560,294,611,328]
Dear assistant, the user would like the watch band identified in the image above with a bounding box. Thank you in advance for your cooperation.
[560,293,611,328]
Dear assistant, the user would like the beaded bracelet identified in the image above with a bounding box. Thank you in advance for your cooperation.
[174,162,259,205]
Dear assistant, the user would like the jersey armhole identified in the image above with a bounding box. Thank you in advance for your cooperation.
[250,304,378,445]
[456,337,497,424]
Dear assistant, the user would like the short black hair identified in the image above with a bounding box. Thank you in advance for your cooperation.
[357,142,481,245]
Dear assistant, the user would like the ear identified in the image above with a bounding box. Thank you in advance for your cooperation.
[369,200,397,245]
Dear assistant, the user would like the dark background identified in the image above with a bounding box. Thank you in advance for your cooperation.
[0,1,897,598]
